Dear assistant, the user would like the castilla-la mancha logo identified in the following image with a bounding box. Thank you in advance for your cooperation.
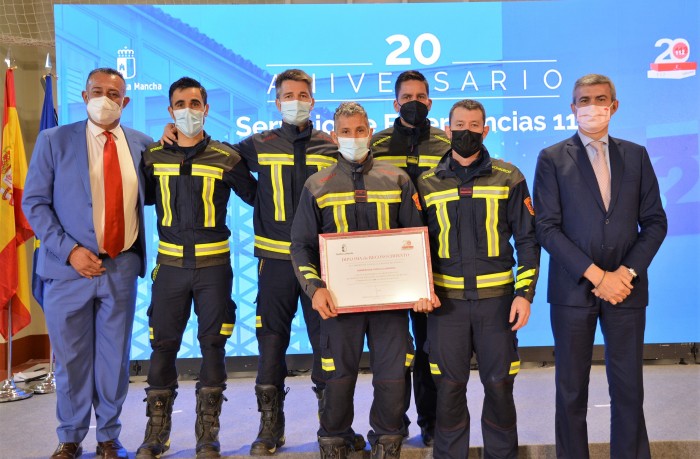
[117,47,136,80]
[647,38,696,79]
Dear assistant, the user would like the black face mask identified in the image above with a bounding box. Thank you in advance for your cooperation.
[399,100,429,127]
[450,129,483,158]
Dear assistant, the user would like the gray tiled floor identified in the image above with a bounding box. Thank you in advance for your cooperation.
[0,364,698,458]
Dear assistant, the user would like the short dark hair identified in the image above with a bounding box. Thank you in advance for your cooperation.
[275,69,313,99]
[449,99,486,124]
[169,76,207,106]
[572,73,617,104]
[85,67,125,88]
[394,70,429,99]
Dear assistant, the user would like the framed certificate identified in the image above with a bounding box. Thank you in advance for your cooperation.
[318,227,434,313]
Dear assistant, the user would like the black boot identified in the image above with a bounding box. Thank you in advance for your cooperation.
[195,386,226,459]
[135,389,177,459]
[371,435,403,459]
[250,385,287,455]
[319,436,348,459]
[313,386,366,452]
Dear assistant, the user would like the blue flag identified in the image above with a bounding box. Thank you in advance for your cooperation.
[32,74,58,307]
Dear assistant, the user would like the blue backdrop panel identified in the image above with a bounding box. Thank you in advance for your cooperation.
[53,1,700,359]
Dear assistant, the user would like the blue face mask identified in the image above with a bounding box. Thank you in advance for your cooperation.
[173,108,205,138]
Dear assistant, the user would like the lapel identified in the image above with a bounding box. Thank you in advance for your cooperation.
[122,126,145,205]
[72,120,92,200]
[607,136,625,212]
[566,134,607,213]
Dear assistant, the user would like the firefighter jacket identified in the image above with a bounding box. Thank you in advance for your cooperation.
[290,153,424,300]
[142,134,256,269]
[371,117,451,184]
[416,147,540,301]
[230,121,337,260]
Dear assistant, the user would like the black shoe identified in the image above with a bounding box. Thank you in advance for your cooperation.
[420,426,435,447]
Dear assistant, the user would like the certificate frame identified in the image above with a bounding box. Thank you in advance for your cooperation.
[318,227,434,314]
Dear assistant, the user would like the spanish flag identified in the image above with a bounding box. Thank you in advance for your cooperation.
[0,68,34,339]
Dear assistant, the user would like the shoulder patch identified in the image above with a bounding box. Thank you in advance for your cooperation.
[412,192,422,211]
[524,196,535,216]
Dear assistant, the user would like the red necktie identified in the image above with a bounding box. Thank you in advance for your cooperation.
[103,131,125,258]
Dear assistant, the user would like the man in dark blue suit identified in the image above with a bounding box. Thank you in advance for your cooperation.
[23,68,152,459]
[533,74,667,459]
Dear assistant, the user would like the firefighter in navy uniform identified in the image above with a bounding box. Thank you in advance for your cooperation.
[291,102,440,459]
[228,70,365,456]
[136,77,257,459]
[370,70,450,445]
[416,100,539,459]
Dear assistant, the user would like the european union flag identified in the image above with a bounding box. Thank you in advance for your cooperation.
[32,74,58,307]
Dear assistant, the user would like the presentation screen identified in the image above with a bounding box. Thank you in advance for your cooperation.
[53,1,699,360]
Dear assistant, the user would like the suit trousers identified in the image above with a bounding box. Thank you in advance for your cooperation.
[42,251,140,443]
[551,302,650,459]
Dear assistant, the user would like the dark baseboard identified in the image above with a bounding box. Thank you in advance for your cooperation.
[0,334,51,379]
[127,342,699,379]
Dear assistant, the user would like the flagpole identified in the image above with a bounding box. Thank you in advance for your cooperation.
[0,300,33,402]
[29,57,57,394]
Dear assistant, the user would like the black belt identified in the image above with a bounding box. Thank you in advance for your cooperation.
[98,244,139,260]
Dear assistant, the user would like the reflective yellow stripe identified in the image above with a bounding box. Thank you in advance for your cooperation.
[317,192,356,208]
[424,188,459,207]
[517,268,536,279]
[430,362,441,375]
[299,265,319,275]
[509,360,521,375]
[374,155,407,168]
[418,155,442,168]
[472,186,509,199]
[333,205,348,233]
[194,240,230,256]
[476,270,514,288]
[254,235,291,254]
[307,154,337,170]
[376,202,390,230]
[153,164,179,176]
[158,240,230,257]
[514,278,533,290]
[433,272,464,289]
[256,316,262,328]
[158,176,173,226]
[219,323,234,336]
[322,358,336,371]
[405,353,414,367]
[158,241,183,257]
[484,193,500,256]
[367,190,402,203]
[436,202,451,258]
[191,164,223,180]
[258,153,294,165]
[270,164,285,221]
[304,272,322,281]
[202,177,215,227]
[149,327,154,340]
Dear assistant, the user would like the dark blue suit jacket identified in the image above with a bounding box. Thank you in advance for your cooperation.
[22,120,152,279]
[533,133,667,308]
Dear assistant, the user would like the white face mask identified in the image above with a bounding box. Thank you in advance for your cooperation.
[173,108,205,138]
[280,100,312,125]
[337,136,370,163]
[576,103,613,134]
[86,96,122,126]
